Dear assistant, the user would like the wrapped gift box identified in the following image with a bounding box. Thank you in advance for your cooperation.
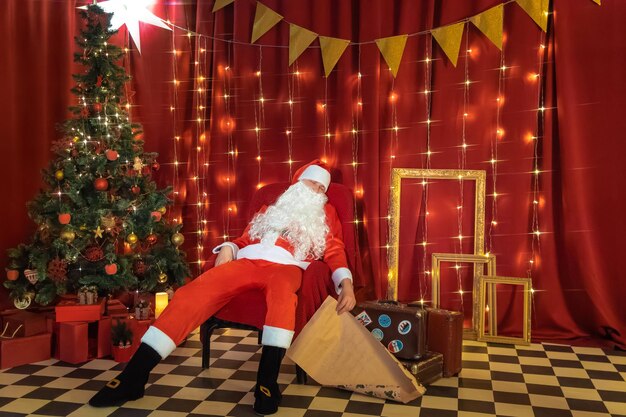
[56,298,105,322]
[0,333,52,369]
[56,316,112,364]
[1,311,47,338]
[106,299,129,318]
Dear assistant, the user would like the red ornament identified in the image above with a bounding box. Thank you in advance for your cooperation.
[6,270,19,281]
[105,263,118,275]
[131,185,141,195]
[58,213,71,225]
[146,234,158,245]
[105,149,119,161]
[94,178,109,191]
[152,162,160,171]
[84,245,105,262]
[47,258,68,283]
[71,149,79,157]
[96,75,103,87]
[150,211,162,222]
[92,103,103,113]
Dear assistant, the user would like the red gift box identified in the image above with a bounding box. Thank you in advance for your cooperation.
[56,298,105,322]
[57,322,88,364]
[107,299,129,318]
[56,317,112,364]
[0,333,52,369]
[1,311,47,338]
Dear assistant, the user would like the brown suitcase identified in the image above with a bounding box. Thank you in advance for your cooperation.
[400,352,443,386]
[422,307,463,377]
[352,300,427,360]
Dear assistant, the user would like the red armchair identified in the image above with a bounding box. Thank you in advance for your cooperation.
[199,182,356,383]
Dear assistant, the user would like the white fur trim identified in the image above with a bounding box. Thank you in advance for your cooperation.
[141,326,176,359]
[237,244,310,270]
[261,325,295,348]
[212,242,239,258]
[298,165,331,191]
[331,267,353,295]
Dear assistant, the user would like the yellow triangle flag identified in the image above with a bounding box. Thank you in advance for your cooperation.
[212,0,234,12]
[289,24,318,66]
[470,4,503,50]
[431,22,465,67]
[319,36,350,77]
[375,35,408,78]
[251,2,283,44]
[515,0,549,32]
[592,0,601,4]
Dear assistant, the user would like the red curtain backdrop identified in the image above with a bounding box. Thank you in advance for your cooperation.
[1,0,624,347]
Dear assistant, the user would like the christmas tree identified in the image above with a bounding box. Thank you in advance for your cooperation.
[4,5,190,308]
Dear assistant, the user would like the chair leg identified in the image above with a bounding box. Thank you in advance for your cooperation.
[201,317,220,369]
[295,364,308,384]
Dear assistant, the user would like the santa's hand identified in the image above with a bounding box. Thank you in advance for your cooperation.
[215,246,234,266]
[336,279,356,315]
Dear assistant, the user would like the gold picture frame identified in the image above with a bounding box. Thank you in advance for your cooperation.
[431,253,496,338]
[387,168,487,301]
[478,276,532,345]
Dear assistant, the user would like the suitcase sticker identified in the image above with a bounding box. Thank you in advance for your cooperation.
[388,339,404,353]
[398,320,411,335]
[355,311,372,327]
[371,328,384,341]
[378,314,392,328]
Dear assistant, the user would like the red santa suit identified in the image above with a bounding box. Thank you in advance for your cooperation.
[142,187,352,358]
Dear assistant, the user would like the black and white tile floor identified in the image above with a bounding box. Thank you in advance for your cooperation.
[0,328,625,417]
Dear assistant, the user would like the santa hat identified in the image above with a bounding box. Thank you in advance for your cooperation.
[292,159,331,192]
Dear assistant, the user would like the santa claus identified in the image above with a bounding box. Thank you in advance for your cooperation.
[90,160,356,415]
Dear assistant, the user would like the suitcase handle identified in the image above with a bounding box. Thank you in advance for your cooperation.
[378,300,400,306]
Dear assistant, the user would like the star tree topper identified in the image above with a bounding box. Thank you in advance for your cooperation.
[79,0,171,53]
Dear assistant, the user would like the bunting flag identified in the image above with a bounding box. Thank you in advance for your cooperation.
[431,22,465,67]
[289,24,318,65]
[469,4,503,50]
[212,0,234,13]
[375,35,408,78]
[251,2,283,43]
[592,0,601,4]
[515,0,549,32]
[319,36,350,77]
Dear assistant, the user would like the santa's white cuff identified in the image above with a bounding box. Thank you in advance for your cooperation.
[261,325,295,348]
[331,267,353,295]
[141,326,176,359]
[212,242,239,258]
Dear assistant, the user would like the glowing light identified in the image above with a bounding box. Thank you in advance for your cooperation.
[80,0,172,53]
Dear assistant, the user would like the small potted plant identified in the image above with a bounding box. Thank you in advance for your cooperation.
[135,299,151,320]
[111,320,134,362]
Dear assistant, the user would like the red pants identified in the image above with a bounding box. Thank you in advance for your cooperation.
[153,259,302,348]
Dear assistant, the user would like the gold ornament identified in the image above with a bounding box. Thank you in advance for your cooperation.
[80,224,88,231]
[14,294,32,310]
[171,233,184,247]
[72,136,80,143]
[93,226,104,238]
[127,233,138,244]
[55,170,64,181]
[60,228,76,243]
[157,273,168,284]
[158,206,167,214]
[133,157,144,172]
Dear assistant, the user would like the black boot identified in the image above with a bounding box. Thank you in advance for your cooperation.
[89,343,161,407]
[253,345,286,415]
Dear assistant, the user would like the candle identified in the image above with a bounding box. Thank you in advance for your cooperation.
[155,292,168,318]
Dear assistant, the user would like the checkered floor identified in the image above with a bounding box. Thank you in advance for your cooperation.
[0,329,625,417]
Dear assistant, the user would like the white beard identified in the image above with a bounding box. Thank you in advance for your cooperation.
[248,181,329,261]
